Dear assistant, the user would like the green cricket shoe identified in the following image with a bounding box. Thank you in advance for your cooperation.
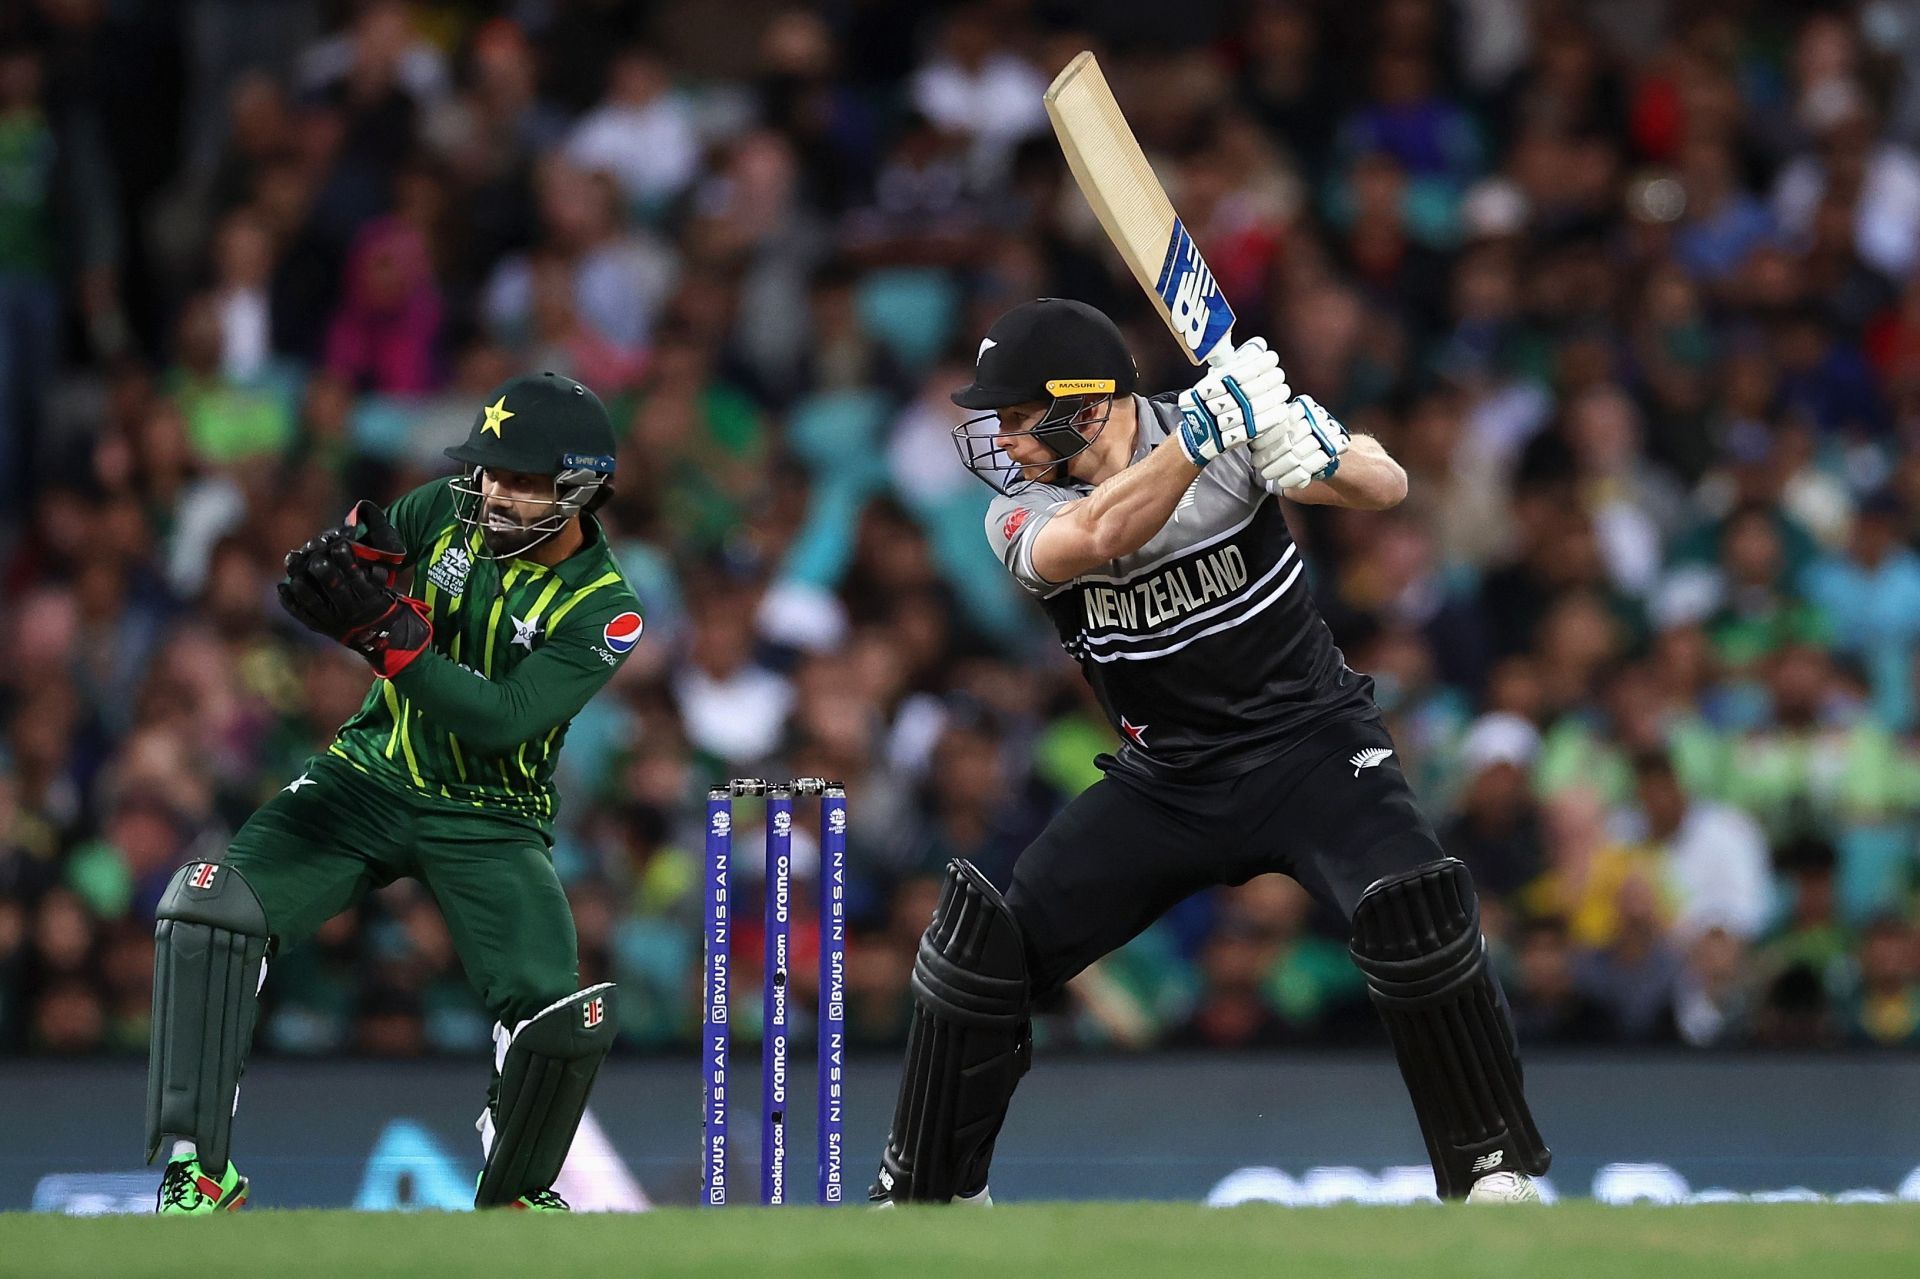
[474,1174,570,1212]
[156,1154,250,1215]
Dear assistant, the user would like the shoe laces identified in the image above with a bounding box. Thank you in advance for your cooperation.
[160,1162,200,1210]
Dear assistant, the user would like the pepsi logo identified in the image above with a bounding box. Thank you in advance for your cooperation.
[603,612,644,654]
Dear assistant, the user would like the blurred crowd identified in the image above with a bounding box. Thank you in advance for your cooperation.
[5,0,1920,1060]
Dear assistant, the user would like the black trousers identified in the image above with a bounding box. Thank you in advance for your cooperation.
[1007,714,1442,1000]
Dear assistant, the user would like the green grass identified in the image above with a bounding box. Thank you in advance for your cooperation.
[3,1203,1918,1278]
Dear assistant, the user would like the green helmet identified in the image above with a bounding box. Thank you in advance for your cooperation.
[445,372,617,558]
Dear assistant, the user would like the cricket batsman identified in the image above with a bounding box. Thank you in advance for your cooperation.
[870,299,1549,1205]
[145,372,642,1213]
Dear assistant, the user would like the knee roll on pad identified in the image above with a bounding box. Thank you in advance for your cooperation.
[1350,858,1550,1198]
[878,859,1032,1203]
[146,861,271,1176]
[476,983,617,1207]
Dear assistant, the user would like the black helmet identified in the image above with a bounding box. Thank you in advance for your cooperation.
[445,372,617,558]
[950,298,1137,494]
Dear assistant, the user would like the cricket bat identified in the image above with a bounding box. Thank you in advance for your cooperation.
[1044,50,1236,367]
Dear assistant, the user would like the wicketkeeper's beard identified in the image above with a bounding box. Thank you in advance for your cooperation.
[480,502,559,556]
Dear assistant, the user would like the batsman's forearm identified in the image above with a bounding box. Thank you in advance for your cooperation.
[389,650,601,754]
[1080,441,1206,560]
[1295,435,1407,509]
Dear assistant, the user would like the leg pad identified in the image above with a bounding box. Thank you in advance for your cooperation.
[146,862,270,1176]
[475,984,617,1207]
[876,860,1031,1203]
[1351,858,1550,1198]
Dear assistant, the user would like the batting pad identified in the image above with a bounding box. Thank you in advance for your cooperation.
[879,859,1031,1203]
[146,861,271,1177]
[1350,858,1550,1198]
[475,983,617,1207]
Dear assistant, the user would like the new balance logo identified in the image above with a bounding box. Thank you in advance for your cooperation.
[188,864,220,890]
[1471,1151,1505,1174]
[582,997,605,1029]
[1349,748,1394,777]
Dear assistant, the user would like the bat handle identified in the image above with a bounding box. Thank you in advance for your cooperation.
[1202,327,1236,368]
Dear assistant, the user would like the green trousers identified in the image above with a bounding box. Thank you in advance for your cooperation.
[226,753,579,1028]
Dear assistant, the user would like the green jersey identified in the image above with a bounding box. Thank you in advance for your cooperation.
[328,480,641,834]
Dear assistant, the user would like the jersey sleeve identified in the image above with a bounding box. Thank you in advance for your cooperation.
[389,589,639,754]
[384,480,459,568]
[984,483,1080,596]
[1206,441,1276,500]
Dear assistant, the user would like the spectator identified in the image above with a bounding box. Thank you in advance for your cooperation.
[0,47,63,510]
[1170,918,1289,1049]
[909,6,1048,184]
[1802,491,1920,727]
[324,217,443,394]
[1614,751,1775,943]
[1506,917,1615,1044]
[671,580,793,769]
[1575,873,1683,1041]
[1762,835,1853,994]
[564,47,700,222]
[207,210,280,384]
[1722,643,1920,886]
[1669,926,1756,1047]
[1773,88,1920,283]
[1845,917,1920,1046]
[484,161,676,355]
[1440,713,1545,899]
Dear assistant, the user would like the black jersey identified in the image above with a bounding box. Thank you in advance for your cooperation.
[986,393,1375,781]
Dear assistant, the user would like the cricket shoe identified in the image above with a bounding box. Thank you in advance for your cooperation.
[1465,1171,1542,1203]
[509,1187,571,1212]
[156,1153,250,1215]
[474,1174,570,1211]
[867,1174,993,1209]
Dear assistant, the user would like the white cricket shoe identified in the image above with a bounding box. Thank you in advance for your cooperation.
[868,1185,993,1210]
[1466,1171,1542,1203]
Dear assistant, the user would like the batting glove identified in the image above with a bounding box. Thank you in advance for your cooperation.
[1174,338,1291,466]
[1250,395,1350,490]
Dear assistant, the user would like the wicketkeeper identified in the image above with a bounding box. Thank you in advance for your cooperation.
[146,373,641,1213]
[870,299,1551,1206]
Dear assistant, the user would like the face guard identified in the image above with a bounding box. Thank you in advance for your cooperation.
[951,382,1117,496]
[448,458,611,559]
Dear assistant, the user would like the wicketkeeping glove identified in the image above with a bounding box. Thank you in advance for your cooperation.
[278,501,404,637]
[1173,338,1291,466]
[277,500,432,677]
[340,592,433,679]
[1249,395,1350,490]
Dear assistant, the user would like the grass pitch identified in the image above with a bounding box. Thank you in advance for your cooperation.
[2,1202,1917,1278]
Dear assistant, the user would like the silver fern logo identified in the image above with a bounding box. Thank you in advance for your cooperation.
[1349,748,1394,777]
[1173,478,1202,523]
